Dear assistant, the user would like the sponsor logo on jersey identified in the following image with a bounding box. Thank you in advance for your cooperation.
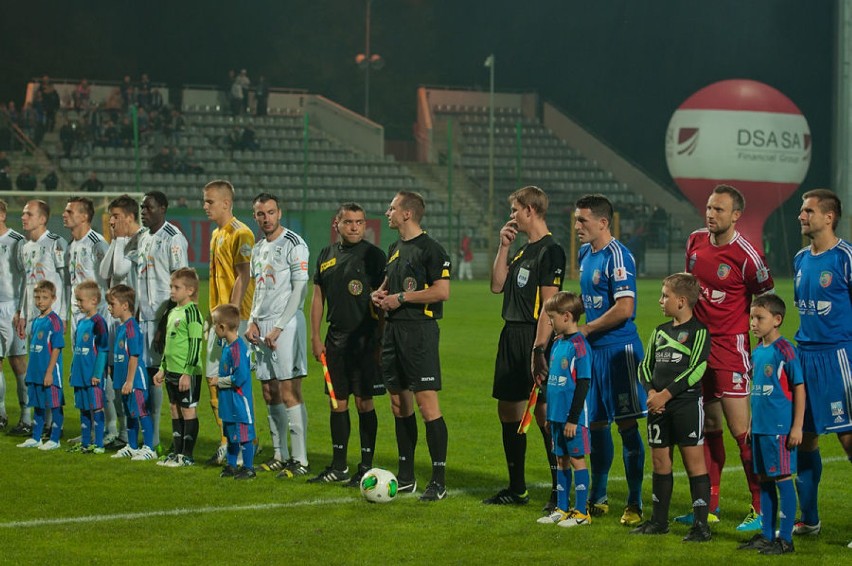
[592,269,601,285]
[717,263,731,280]
[348,280,363,296]
[592,296,603,309]
[403,277,417,292]
[614,266,627,282]
[710,289,726,303]
[817,301,832,316]
[761,384,774,395]
[517,267,530,288]
[819,271,833,288]
[557,375,568,386]
[671,353,683,363]
[320,257,337,272]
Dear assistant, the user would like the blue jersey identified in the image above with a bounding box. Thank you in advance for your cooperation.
[546,332,592,425]
[578,239,640,348]
[113,317,147,390]
[751,337,803,434]
[25,311,64,386]
[70,314,109,388]
[218,338,255,425]
[793,240,852,349]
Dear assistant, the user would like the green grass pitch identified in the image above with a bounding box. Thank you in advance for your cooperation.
[2,278,850,563]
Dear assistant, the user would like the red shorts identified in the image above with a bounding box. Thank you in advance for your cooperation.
[703,334,751,399]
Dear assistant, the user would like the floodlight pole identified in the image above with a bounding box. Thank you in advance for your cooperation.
[486,54,495,242]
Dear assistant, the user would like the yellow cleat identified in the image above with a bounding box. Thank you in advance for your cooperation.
[619,504,643,527]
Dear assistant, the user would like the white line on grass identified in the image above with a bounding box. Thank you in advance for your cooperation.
[2,456,846,529]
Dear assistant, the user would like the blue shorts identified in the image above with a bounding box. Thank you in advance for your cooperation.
[27,384,64,409]
[550,422,590,458]
[122,389,149,419]
[74,386,105,411]
[587,337,647,424]
[798,345,852,434]
[752,433,796,477]
[223,421,256,445]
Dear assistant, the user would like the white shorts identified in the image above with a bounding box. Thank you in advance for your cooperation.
[141,319,160,368]
[206,320,249,378]
[0,301,26,358]
[254,312,307,382]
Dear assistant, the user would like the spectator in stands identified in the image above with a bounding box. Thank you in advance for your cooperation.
[649,206,668,248]
[255,75,269,116]
[224,69,236,114]
[30,92,46,146]
[164,109,185,146]
[4,101,20,127]
[0,166,11,190]
[42,168,59,191]
[137,73,152,109]
[60,121,77,158]
[105,88,123,111]
[240,126,260,151]
[100,120,120,148]
[176,146,204,175]
[230,78,244,116]
[15,166,37,191]
[237,69,251,110]
[119,116,134,147]
[458,232,474,280]
[39,76,60,133]
[74,80,91,110]
[227,127,242,150]
[175,197,189,208]
[151,147,174,173]
[120,75,134,109]
[80,171,104,192]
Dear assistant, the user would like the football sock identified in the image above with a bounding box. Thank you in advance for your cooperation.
[94,410,105,447]
[760,480,777,542]
[49,407,63,443]
[0,369,7,419]
[269,403,290,461]
[652,472,673,525]
[241,440,255,469]
[704,430,725,511]
[182,418,198,457]
[557,467,570,512]
[574,467,590,515]
[688,473,711,526]
[425,416,448,485]
[395,414,418,482]
[539,424,558,491]
[17,373,31,425]
[777,478,796,543]
[80,412,92,446]
[620,424,645,507]
[114,388,128,442]
[33,408,45,441]
[795,448,821,525]
[140,414,154,449]
[147,368,162,447]
[589,427,614,503]
[267,406,281,459]
[735,431,761,512]
[358,409,378,468]
[172,417,184,455]
[126,415,139,449]
[44,406,53,433]
[502,421,526,493]
[330,410,350,471]
[287,403,308,466]
[226,442,239,467]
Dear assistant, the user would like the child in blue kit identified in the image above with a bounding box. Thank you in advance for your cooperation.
[107,284,156,461]
[17,280,65,450]
[536,292,592,528]
[69,281,109,453]
[211,304,257,480]
[737,294,805,555]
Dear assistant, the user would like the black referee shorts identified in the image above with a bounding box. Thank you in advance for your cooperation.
[382,320,442,393]
[492,322,538,402]
[325,330,385,400]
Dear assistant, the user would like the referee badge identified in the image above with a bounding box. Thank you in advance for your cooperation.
[517,267,529,288]
[348,280,364,295]
[403,277,417,292]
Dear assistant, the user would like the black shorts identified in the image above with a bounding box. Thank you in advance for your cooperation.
[646,394,704,448]
[325,330,386,400]
[165,372,202,409]
[492,323,537,402]
[382,320,441,393]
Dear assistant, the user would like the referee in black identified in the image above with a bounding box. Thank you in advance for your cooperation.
[309,202,386,487]
[372,191,451,502]
[483,186,566,513]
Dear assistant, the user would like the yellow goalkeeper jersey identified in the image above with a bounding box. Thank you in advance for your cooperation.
[210,217,255,319]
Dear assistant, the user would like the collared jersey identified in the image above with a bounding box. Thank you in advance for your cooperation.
[0,227,24,303]
[751,337,803,434]
[686,228,774,336]
[638,317,710,401]
[578,238,639,347]
[793,239,852,348]
[218,337,255,425]
[210,217,255,319]
[546,332,592,425]
[70,313,109,387]
[161,302,204,376]
[250,228,309,323]
[20,231,68,321]
[26,311,64,386]
[113,317,147,390]
[314,239,385,336]
[501,234,565,323]
[385,232,451,322]
[137,222,189,321]
[68,229,109,316]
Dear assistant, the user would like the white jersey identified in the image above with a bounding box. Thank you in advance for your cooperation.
[0,228,25,304]
[20,230,68,322]
[137,221,189,321]
[250,228,309,323]
[68,229,109,317]
[99,230,143,289]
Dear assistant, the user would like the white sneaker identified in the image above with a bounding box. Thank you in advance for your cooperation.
[111,445,137,459]
[217,444,227,465]
[163,454,184,468]
[793,520,821,536]
[537,510,570,524]
[38,440,61,451]
[17,438,42,448]
[558,509,592,528]
[131,446,157,461]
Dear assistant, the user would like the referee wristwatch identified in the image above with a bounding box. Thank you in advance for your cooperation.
[397,292,406,304]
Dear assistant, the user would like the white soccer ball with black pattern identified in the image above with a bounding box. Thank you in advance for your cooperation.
[359,468,398,503]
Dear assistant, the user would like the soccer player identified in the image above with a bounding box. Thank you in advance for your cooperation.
[203,180,255,466]
[738,294,804,555]
[0,199,29,435]
[574,193,646,526]
[246,192,310,477]
[153,268,203,467]
[791,188,852,536]
[683,184,774,531]
[309,202,386,485]
[536,292,592,528]
[137,191,189,453]
[631,273,712,542]
[17,280,64,450]
[107,284,156,461]
[63,196,109,339]
[211,304,257,479]
[372,191,451,501]
[68,280,109,453]
[485,186,566,511]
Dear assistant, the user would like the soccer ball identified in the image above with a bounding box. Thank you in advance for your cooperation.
[359,468,398,503]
